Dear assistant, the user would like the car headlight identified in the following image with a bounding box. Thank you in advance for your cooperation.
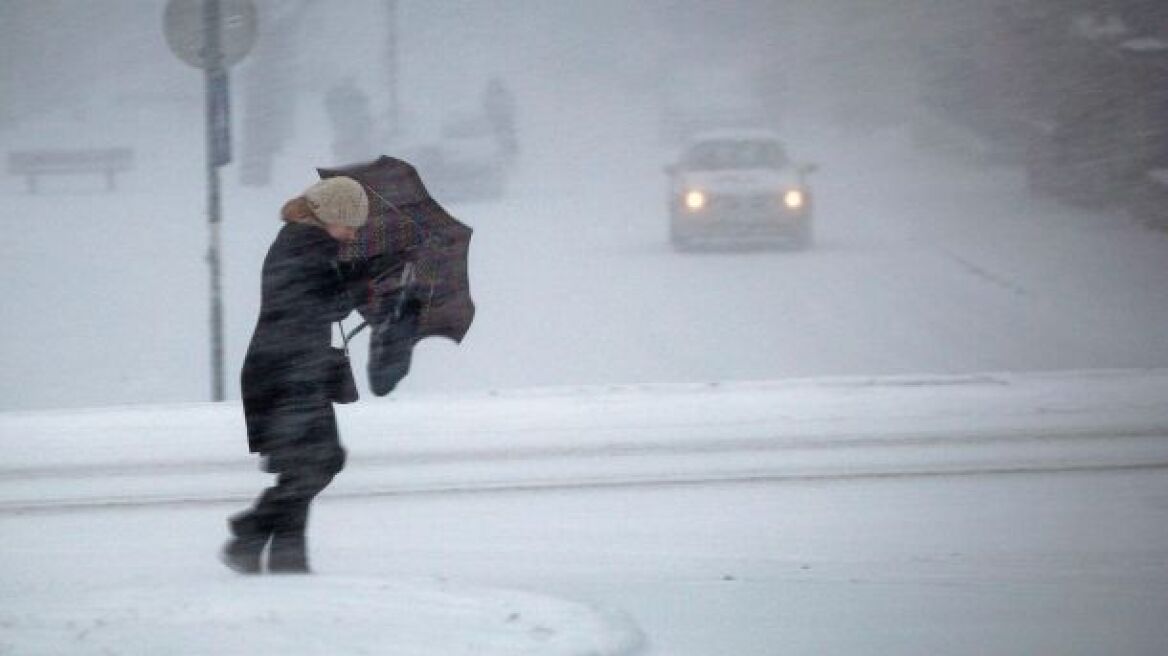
[783,189,806,210]
[684,190,706,211]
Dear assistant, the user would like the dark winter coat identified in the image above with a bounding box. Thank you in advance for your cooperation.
[241,222,353,454]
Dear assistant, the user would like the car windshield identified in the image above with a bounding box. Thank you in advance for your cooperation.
[683,139,789,170]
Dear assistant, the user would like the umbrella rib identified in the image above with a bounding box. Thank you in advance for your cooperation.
[361,181,414,232]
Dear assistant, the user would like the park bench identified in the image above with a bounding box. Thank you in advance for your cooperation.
[8,147,134,193]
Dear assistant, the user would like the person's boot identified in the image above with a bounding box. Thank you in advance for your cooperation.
[220,511,271,574]
[268,529,311,574]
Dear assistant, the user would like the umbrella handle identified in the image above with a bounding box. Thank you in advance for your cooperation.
[393,262,417,321]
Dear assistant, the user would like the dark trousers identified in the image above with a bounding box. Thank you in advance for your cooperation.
[236,399,346,570]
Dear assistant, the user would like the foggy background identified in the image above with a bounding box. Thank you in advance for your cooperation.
[2,0,1167,411]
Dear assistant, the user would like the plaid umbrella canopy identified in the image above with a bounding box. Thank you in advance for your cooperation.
[318,156,475,394]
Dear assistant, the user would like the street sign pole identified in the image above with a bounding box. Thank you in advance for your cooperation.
[204,0,227,402]
[164,0,256,402]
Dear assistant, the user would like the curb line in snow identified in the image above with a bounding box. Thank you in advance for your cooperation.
[3,445,1166,514]
[4,369,1168,515]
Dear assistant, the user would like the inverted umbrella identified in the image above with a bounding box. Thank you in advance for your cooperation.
[318,155,475,394]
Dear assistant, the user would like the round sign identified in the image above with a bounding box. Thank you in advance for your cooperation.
[164,0,258,70]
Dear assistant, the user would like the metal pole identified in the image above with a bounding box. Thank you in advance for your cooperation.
[204,0,226,401]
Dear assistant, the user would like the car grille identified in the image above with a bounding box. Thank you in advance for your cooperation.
[709,193,776,212]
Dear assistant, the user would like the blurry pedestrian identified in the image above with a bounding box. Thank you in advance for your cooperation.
[222,176,370,574]
[482,76,517,162]
[325,77,375,165]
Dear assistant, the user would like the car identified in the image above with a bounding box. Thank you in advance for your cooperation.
[666,130,817,250]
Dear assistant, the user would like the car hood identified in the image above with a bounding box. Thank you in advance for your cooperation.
[678,168,803,193]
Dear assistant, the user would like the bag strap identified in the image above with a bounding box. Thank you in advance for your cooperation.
[336,320,370,354]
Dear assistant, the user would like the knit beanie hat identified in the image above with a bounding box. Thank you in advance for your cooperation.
[302,176,370,228]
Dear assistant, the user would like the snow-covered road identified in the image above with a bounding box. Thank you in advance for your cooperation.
[3,370,1168,654]
[6,470,1168,656]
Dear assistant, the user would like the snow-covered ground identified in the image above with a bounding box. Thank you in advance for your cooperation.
[2,370,1168,654]
[3,368,1168,511]
[0,576,643,656]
